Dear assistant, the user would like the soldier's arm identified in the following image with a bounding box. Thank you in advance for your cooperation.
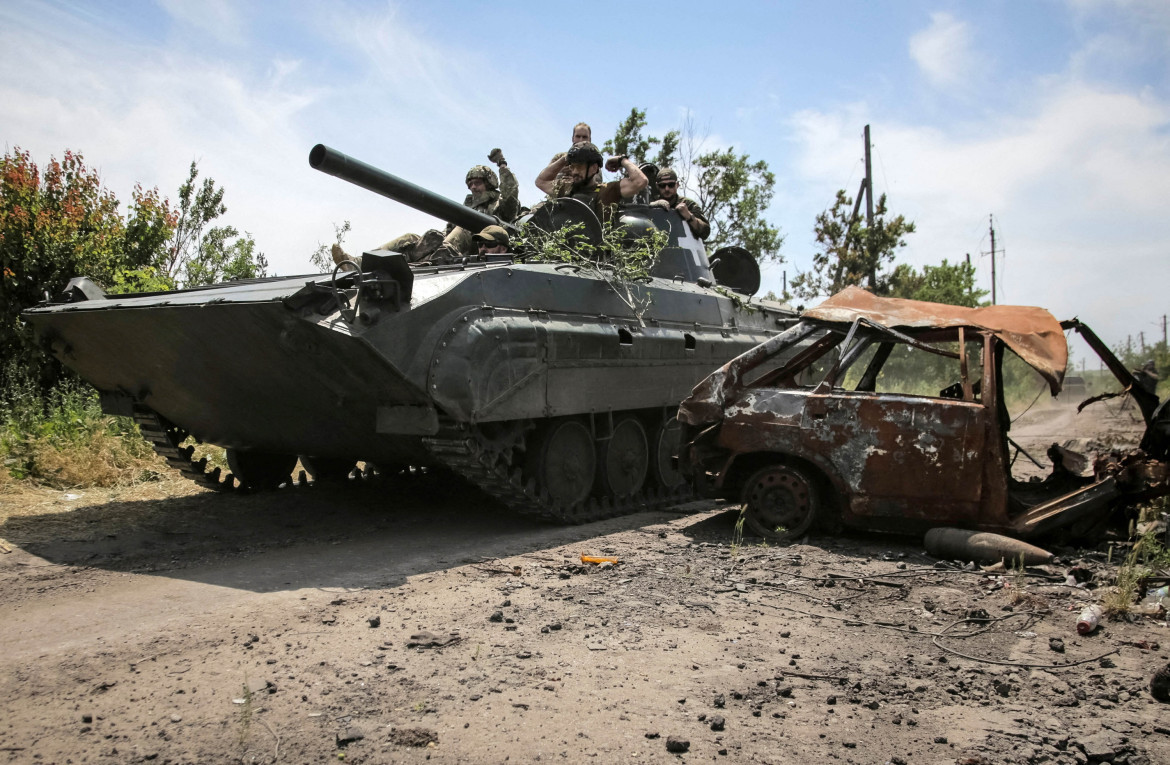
[535,156,567,195]
[613,157,647,198]
[497,162,520,222]
[686,200,711,239]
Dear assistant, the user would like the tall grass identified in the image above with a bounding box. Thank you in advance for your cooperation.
[0,371,160,489]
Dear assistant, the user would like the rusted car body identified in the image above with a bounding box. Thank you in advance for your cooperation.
[677,287,1170,541]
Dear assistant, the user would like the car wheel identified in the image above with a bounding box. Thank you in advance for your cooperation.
[741,463,819,542]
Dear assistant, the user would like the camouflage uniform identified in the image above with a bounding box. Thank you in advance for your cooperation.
[367,158,520,266]
[436,163,520,261]
[548,151,602,196]
[651,169,711,240]
[566,180,625,224]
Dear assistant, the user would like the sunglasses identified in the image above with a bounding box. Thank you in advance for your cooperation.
[657,181,677,188]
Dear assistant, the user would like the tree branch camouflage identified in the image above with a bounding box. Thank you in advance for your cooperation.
[514,217,667,327]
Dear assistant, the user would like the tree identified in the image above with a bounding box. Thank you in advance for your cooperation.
[887,258,987,308]
[602,108,679,168]
[605,107,782,262]
[791,189,916,300]
[693,149,783,259]
[0,149,177,393]
[161,161,267,288]
[309,220,352,273]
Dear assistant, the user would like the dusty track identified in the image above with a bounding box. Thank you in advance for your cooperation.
[1,473,1168,764]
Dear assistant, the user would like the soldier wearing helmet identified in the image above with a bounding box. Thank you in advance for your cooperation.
[650,168,710,240]
[534,141,647,223]
[546,123,601,190]
[432,150,520,261]
[335,148,519,266]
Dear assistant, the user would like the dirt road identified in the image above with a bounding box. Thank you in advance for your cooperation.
[1,474,1168,764]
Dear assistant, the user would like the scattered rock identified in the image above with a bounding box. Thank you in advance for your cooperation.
[713,693,725,708]
[1150,663,1170,702]
[644,732,660,739]
[489,611,504,623]
[665,736,690,753]
[387,727,438,747]
[367,616,381,628]
[1078,732,1122,762]
[336,727,364,746]
[709,715,725,732]
[1049,637,1065,653]
[406,631,461,648]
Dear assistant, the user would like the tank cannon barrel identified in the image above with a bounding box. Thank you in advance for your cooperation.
[309,144,498,235]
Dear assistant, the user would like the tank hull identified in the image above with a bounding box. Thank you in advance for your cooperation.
[26,262,793,476]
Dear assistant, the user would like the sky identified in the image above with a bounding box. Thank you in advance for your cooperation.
[2,0,1168,355]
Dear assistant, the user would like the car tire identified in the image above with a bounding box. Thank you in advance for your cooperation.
[741,463,820,542]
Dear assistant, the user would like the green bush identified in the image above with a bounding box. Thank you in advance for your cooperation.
[1,368,159,488]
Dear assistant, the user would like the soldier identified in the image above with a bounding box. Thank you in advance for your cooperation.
[332,149,518,266]
[544,123,600,193]
[474,225,511,256]
[649,168,710,240]
[534,142,647,222]
[432,151,520,262]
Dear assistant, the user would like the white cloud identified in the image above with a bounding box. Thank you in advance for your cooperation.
[0,2,565,278]
[157,0,245,45]
[909,12,974,88]
[777,82,1170,346]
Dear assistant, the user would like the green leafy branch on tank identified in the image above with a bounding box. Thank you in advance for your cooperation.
[514,217,668,326]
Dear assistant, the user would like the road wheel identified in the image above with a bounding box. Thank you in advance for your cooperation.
[596,416,649,498]
[226,449,297,490]
[528,418,596,507]
[648,414,685,490]
[741,463,819,542]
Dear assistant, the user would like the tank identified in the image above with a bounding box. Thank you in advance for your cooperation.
[22,144,798,523]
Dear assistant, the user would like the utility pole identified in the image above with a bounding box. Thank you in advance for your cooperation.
[864,125,875,289]
[837,125,876,292]
[989,214,997,306]
[1163,314,1167,347]
[1140,331,1146,353]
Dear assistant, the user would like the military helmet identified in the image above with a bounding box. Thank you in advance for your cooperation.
[657,167,679,183]
[466,165,499,191]
[566,141,603,168]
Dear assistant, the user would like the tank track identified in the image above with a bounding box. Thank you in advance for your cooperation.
[135,405,690,518]
[423,424,691,524]
[133,406,237,492]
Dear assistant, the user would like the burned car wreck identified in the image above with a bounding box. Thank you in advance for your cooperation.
[677,287,1170,542]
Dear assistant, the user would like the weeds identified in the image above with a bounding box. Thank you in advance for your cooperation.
[236,680,253,748]
[1007,554,1028,604]
[730,507,747,559]
[1102,500,1170,617]
[1,373,161,488]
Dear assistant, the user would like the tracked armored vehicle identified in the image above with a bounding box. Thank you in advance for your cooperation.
[23,145,797,523]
